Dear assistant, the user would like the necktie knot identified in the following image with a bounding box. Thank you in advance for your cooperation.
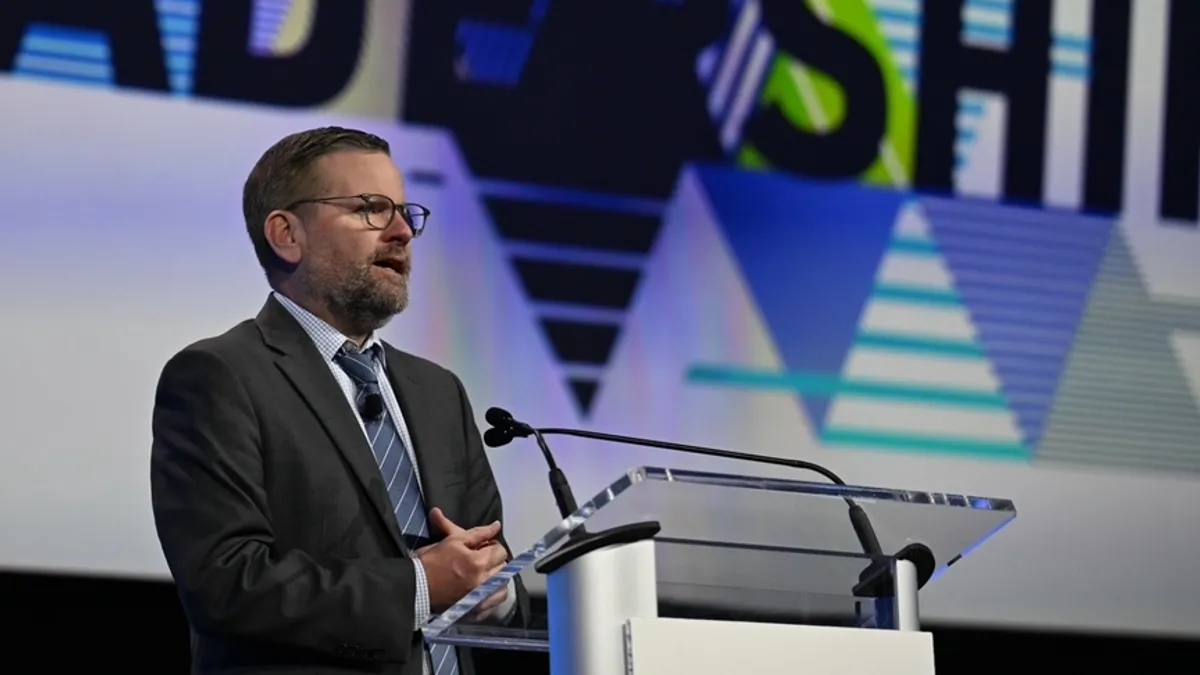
[335,344,381,386]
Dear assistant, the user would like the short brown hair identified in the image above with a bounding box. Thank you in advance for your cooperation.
[242,126,390,274]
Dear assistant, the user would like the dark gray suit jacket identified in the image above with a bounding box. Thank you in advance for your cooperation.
[150,295,529,674]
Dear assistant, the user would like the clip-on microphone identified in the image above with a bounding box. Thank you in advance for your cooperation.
[362,393,385,421]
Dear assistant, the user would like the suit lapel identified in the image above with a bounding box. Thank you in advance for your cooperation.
[255,297,408,553]
[384,347,458,525]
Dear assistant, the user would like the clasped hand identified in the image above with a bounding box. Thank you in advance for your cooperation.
[417,508,510,617]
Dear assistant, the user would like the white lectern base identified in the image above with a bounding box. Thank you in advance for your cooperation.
[544,539,934,675]
[547,539,659,675]
[624,617,935,675]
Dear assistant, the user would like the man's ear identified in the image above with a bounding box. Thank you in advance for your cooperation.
[263,210,304,266]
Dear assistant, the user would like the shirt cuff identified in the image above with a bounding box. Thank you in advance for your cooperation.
[494,578,518,619]
[485,578,519,624]
[413,558,431,631]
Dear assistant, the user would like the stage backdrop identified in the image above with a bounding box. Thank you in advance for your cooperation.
[1,0,1199,639]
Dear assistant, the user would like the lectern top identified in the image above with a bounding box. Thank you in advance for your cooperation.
[423,465,1016,642]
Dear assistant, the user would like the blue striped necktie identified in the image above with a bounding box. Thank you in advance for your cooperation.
[334,344,459,675]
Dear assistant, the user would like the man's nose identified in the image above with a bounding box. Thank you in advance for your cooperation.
[380,214,414,244]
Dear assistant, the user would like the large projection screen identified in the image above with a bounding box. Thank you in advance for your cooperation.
[2,55,1200,640]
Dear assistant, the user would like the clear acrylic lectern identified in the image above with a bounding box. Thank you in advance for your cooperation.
[422,466,1016,675]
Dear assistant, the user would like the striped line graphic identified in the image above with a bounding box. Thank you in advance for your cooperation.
[870,0,924,86]
[709,0,1094,185]
[1037,229,1200,473]
[13,24,114,87]
[11,2,202,95]
[476,179,667,416]
[820,201,1026,458]
[686,201,1028,459]
[698,0,915,188]
[687,366,1010,409]
[698,0,778,153]
[822,429,1029,459]
[922,197,1113,449]
[926,0,1093,174]
[249,0,295,56]
[156,0,203,95]
[869,0,1093,83]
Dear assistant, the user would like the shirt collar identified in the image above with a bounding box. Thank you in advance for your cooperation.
[272,291,384,364]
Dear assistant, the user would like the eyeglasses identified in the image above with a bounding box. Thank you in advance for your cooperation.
[284,194,430,236]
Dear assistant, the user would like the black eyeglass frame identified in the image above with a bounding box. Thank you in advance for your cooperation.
[283,193,430,235]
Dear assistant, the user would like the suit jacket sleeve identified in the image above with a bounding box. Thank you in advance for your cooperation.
[451,371,532,627]
[150,346,419,663]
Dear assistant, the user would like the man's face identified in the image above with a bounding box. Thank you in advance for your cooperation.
[295,150,414,336]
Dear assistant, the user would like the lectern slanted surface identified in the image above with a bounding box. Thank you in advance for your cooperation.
[422,465,1016,648]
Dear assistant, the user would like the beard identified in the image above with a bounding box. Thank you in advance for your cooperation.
[303,253,410,337]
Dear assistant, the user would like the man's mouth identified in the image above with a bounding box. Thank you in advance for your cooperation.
[372,259,409,276]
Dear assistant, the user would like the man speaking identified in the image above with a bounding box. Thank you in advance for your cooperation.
[150,127,527,674]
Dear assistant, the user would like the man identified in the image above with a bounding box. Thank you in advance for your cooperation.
[150,126,528,674]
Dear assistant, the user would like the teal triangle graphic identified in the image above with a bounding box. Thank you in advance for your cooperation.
[820,202,1028,459]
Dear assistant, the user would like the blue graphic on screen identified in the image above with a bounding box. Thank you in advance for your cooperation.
[454,0,689,88]
[13,24,115,88]
[454,0,552,87]
[12,0,202,95]
[682,167,1121,460]
[158,0,202,94]
[688,164,905,429]
[9,0,322,95]
[679,167,1200,468]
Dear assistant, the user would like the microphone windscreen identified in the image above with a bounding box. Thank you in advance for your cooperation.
[362,393,385,421]
[483,427,513,448]
[484,407,514,427]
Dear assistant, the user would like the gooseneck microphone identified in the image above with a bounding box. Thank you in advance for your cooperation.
[482,406,883,558]
[484,407,579,519]
[483,406,937,600]
[483,406,936,602]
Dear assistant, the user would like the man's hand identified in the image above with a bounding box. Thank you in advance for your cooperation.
[417,508,510,614]
[427,509,511,619]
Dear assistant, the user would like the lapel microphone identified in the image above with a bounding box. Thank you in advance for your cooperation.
[362,393,385,421]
